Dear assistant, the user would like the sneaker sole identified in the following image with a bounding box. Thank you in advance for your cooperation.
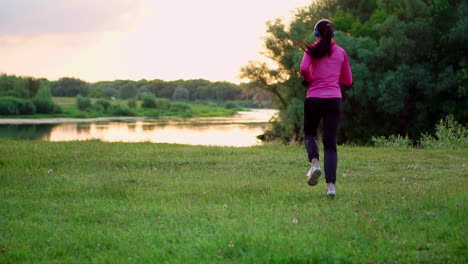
[307,169,321,186]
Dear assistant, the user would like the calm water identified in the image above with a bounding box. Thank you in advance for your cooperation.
[0,109,278,147]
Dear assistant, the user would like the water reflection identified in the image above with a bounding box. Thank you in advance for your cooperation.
[44,122,269,147]
[0,109,278,147]
[0,124,55,140]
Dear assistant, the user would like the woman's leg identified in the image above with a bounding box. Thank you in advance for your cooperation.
[304,98,322,162]
[321,98,341,184]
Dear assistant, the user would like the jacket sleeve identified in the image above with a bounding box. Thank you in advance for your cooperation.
[300,51,313,83]
[339,51,353,87]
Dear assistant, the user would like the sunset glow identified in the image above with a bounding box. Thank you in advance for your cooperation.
[0,0,312,83]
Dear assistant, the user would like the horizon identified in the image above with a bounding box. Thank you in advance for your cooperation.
[0,71,245,85]
[0,0,311,84]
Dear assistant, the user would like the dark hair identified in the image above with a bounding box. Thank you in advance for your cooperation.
[303,20,334,59]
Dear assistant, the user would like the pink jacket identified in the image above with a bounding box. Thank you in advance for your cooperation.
[300,42,352,98]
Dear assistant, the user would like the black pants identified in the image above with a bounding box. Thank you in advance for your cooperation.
[304,97,341,184]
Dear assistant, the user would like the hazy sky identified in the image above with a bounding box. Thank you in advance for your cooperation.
[0,0,312,83]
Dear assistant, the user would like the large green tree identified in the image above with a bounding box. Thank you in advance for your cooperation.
[51,77,90,97]
[241,0,467,143]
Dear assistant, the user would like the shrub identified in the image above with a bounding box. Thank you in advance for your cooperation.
[93,104,105,113]
[53,104,62,113]
[0,98,19,115]
[420,116,468,149]
[128,98,137,109]
[154,98,171,109]
[371,135,412,148]
[76,96,92,111]
[35,86,53,99]
[0,97,37,115]
[109,104,135,116]
[141,93,157,108]
[33,98,56,114]
[145,110,160,118]
[207,102,219,108]
[224,101,238,109]
[95,99,111,111]
[170,102,191,113]
[20,100,36,114]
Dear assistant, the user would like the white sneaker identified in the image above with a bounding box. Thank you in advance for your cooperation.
[326,183,336,198]
[306,164,321,186]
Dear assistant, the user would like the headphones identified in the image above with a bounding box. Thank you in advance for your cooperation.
[314,19,335,38]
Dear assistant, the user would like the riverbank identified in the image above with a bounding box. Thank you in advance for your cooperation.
[0,109,278,125]
[1,140,466,263]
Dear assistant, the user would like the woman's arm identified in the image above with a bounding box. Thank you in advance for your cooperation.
[339,51,353,87]
[300,51,313,83]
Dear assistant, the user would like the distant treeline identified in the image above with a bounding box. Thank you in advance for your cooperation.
[0,74,268,115]
[0,74,245,101]
[46,77,249,102]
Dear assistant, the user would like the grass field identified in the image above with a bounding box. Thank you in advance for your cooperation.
[0,140,466,263]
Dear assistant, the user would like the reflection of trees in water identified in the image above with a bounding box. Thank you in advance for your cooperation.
[76,123,91,134]
[175,123,269,132]
[0,124,56,140]
[127,124,136,132]
[94,122,109,131]
[142,125,156,131]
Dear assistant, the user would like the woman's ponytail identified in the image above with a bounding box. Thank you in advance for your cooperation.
[305,19,334,59]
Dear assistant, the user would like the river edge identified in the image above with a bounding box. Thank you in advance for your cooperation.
[0,109,279,125]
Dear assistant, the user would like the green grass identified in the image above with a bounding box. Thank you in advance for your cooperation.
[0,140,466,263]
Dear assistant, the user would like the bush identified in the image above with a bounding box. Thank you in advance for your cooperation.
[109,104,135,116]
[154,98,171,109]
[95,99,111,111]
[141,93,157,108]
[93,104,105,113]
[207,102,219,108]
[35,86,53,99]
[20,100,36,114]
[76,96,92,111]
[33,98,56,114]
[371,135,412,148]
[128,98,137,109]
[224,101,238,109]
[145,109,160,118]
[420,116,468,149]
[0,97,37,115]
[170,102,191,113]
[0,98,19,115]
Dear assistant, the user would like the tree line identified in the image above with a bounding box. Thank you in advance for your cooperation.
[48,77,250,103]
[241,0,467,144]
[0,75,265,115]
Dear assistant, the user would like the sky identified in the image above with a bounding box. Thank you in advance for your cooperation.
[0,0,312,83]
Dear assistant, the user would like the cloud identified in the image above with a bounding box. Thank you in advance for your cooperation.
[0,0,146,35]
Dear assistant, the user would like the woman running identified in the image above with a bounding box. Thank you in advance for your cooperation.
[300,19,353,198]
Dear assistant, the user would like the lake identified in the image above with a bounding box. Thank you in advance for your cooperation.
[0,109,278,147]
